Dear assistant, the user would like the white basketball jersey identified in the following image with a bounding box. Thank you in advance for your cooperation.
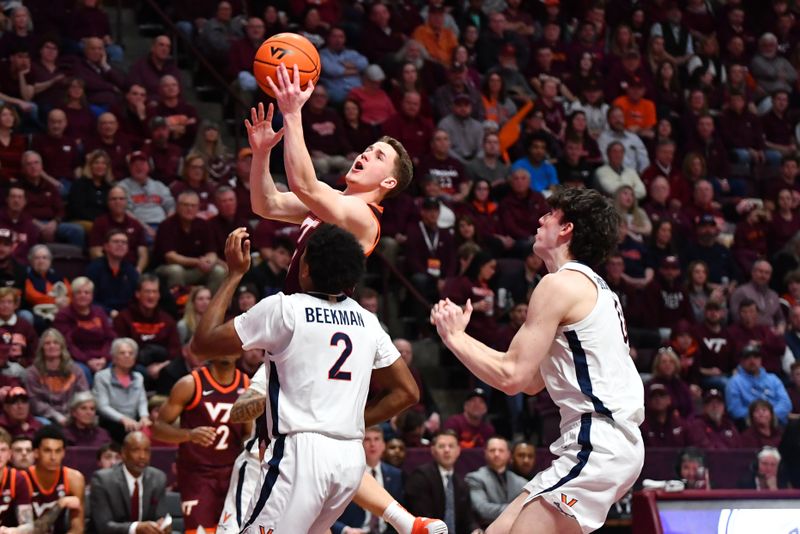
[542,262,644,433]
[234,292,399,441]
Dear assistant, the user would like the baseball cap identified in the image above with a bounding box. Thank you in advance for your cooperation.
[741,343,762,358]
[0,228,12,244]
[660,255,681,269]
[421,197,440,210]
[127,150,148,164]
[149,116,168,129]
[648,383,670,397]
[237,284,259,299]
[4,386,27,403]
[696,214,717,226]
[703,388,724,403]
[238,148,253,160]
[466,387,488,402]
[365,64,386,82]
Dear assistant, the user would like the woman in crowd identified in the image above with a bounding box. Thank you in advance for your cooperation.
[654,61,683,120]
[24,245,71,328]
[0,104,28,183]
[686,260,726,323]
[61,391,111,447]
[62,77,96,145]
[563,110,602,162]
[615,185,653,242]
[768,188,800,256]
[169,154,218,219]
[481,72,517,127]
[741,399,784,449]
[0,287,37,365]
[24,328,88,426]
[177,286,211,345]
[457,179,512,253]
[67,149,114,228]
[52,277,116,383]
[645,346,695,418]
[645,219,680,272]
[28,37,68,113]
[389,62,433,118]
[189,121,234,183]
[92,337,150,443]
[341,98,378,155]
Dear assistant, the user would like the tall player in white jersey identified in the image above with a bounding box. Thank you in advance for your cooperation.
[432,187,645,534]
[192,224,420,533]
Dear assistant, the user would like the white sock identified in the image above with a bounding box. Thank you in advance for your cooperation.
[382,500,415,534]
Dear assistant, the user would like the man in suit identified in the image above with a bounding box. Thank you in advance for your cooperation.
[465,437,528,528]
[405,430,479,534]
[89,431,170,534]
[333,426,405,533]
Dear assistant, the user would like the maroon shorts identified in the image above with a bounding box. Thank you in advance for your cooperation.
[176,463,233,531]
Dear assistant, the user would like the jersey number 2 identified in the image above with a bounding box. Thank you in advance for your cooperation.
[329,332,353,381]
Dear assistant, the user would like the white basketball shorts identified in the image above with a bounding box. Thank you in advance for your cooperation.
[217,449,261,533]
[523,414,644,534]
[239,432,366,534]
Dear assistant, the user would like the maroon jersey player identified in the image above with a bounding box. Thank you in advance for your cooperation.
[152,354,251,534]
[25,426,84,534]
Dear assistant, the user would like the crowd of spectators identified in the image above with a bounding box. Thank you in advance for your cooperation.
[1,0,800,530]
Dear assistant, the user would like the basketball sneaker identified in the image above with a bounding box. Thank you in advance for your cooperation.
[411,517,448,534]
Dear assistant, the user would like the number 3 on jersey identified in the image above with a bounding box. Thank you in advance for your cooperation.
[329,332,352,381]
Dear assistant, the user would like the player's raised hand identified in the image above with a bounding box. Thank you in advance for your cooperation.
[189,426,217,447]
[265,63,314,115]
[244,102,284,153]
[224,227,251,277]
[430,298,473,341]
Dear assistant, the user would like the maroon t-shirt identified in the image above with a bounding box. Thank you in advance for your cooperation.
[178,366,249,468]
[88,213,146,265]
[640,412,689,448]
[0,210,40,265]
[685,414,742,450]
[143,141,183,185]
[31,134,80,181]
[20,178,63,221]
[416,154,467,197]
[442,413,495,449]
[692,322,736,374]
[153,215,217,265]
[0,413,42,439]
[0,466,31,527]
[169,181,217,213]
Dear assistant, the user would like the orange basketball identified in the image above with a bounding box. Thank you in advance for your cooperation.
[253,33,321,98]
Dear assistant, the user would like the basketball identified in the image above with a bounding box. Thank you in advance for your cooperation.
[253,33,321,97]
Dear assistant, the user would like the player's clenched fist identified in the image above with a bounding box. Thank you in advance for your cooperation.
[224,228,251,277]
[430,298,473,341]
[189,426,217,447]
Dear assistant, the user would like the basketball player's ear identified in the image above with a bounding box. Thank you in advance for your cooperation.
[380,176,398,191]
[560,221,574,236]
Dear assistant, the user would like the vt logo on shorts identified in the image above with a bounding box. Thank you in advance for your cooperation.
[258,527,274,534]
[561,493,578,507]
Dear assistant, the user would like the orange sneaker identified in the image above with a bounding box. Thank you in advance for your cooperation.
[411,517,448,534]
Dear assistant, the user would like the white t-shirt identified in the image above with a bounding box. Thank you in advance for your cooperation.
[234,292,399,441]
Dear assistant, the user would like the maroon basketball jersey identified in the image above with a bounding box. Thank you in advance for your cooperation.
[27,466,68,534]
[178,366,250,468]
[0,466,31,527]
[284,204,383,295]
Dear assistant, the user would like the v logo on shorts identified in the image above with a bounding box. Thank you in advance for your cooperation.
[561,493,578,507]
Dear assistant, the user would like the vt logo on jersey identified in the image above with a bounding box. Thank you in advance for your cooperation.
[33,500,59,517]
[204,402,233,423]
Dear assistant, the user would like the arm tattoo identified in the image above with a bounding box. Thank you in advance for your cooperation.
[230,390,266,423]
[33,506,64,534]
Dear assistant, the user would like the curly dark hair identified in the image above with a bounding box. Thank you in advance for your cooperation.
[305,224,365,294]
[547,187,620,267]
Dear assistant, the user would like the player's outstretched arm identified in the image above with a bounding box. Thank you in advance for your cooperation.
[152,375,216,446]
[191,228,250,359]
[267,64,375,242]
[432,274,571,395]
[245,102,308,224]
[365,359,420,427]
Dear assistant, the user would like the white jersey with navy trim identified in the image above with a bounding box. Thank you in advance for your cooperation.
[234,291,399,441]
[543,261,644,433]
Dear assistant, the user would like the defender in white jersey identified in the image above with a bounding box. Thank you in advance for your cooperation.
[192,225,420,534]
[217,365,266,533]
[432,188,645,534]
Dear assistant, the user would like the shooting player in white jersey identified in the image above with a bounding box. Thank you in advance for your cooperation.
[193,225,421,534]
[431,188,645,534]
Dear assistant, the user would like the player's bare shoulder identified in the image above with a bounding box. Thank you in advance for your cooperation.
[533,269,598,325]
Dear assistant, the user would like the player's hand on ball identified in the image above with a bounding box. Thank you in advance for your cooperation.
[430,298,472,341]
[265,63,314,115]
[189,426,217,447]
[225,227,251,277]
[244,102,284,153]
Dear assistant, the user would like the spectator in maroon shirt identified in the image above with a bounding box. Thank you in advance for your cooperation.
[153,190,226,292]
[788,361,800,415]
[416,129,470,201]
[682,179,724,230]
[128,35,182,103]
[208,186,250,257]
[382,92,435,167]
[112,274,181,384]
[67,149,113,225]
[0,104,28,184]
[361,2,405,65]
[227,17,265,105]
[498,168,549,258]
[31,109,80,186]
[741,399,784,449]
[20,151,85,248]
[640,139,690,206]
[765,157,800,210]
[303,85,354,178]
[65,0,123,63]
[442,388,495,449]
[52,277,115,380]
[0,186,39,265]
[405,197,456,304]
[62,78,96,146]
[732,206,770,274]
[640,383,689,447]
[642,177,692,235]
[728,298,787,376]
[232,148,256,221]
[0,46,38,125]
[441,251,499,348]
[762,90,797,160]
[767,189,800,256]
[73,37,126,110]
[148,74,198,151]
[0,386,42,439]
[169,154,218,219]
[685,115,735,193]
[647,347,696,418]
[188,120,234,183]
[644,255,694,329]
[142,116,182,185]
[0,7,35,58]
[720,91,771,170]
[686,388,742,449]
[110,84,150,149]
[60,391,111,447]
[83,112,131,181]
[693,300,736,390]
[88,186,149,273]
[0,289,36,367]
[27,38,68,114]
